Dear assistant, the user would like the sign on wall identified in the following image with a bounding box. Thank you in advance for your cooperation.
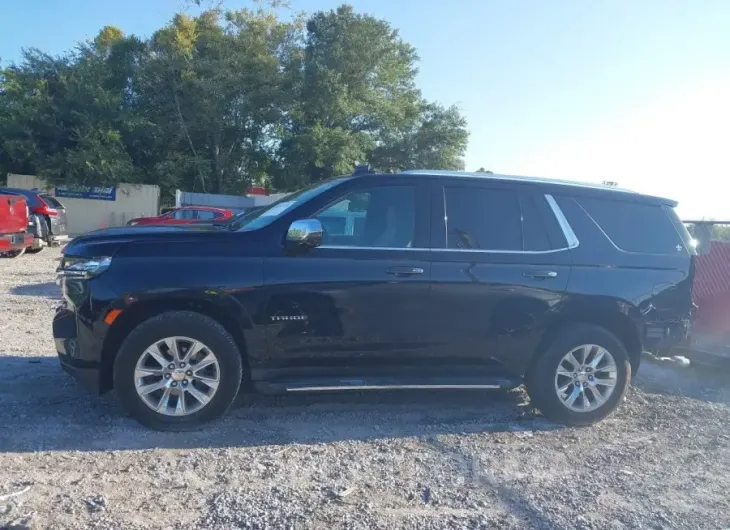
[55,184,117,201]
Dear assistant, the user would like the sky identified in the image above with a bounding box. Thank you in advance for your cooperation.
[1,0,729,219]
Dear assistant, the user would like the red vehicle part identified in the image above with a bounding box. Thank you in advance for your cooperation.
[671,237,730,366]
[0,195,33,254]
[127,206,233,226]
[690,241,730,337]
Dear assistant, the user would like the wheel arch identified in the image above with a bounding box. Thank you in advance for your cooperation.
[100,297,251,393]
[530,304,643,378]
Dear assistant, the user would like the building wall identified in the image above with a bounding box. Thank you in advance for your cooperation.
[8,174,160,235]
[175,190,288,213]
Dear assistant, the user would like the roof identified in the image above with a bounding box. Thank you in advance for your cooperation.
[396,170,676,206]
[179,205,229,211]
[0,187,39,196]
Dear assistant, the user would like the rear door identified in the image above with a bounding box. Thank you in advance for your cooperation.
[427,180,573,373]
[41,195,68,236]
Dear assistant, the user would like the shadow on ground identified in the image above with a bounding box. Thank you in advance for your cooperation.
[9,282,60,298]
[634,357,730,404]
[0,355,562,454]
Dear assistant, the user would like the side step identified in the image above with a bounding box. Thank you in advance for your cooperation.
[254,375,520,395]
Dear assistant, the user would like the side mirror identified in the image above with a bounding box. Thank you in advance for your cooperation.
[286,219,323,253]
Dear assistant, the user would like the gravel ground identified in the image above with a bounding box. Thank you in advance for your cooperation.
[1,248,730,530]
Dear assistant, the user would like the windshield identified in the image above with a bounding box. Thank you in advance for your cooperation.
[230,177,350,231]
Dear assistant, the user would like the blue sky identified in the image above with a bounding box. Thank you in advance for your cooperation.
[1,0,729,219]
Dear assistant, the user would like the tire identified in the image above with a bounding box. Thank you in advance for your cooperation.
[113,311,243,431]
[2,248,25,258]
[25,246,44,254]
[525,323,631,426]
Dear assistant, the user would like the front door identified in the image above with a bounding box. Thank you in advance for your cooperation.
[262,178,432,377]
[427,180,572,374]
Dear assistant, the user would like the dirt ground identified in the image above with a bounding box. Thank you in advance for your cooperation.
[1,248,729,530]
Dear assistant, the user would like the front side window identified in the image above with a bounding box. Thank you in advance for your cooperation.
[444,186,522,250]
[316,185,416,248]
[173,209,196,220]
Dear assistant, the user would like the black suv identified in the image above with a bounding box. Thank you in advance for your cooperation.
[53,170,695,430]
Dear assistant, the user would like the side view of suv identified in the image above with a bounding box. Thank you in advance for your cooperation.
[53,169,695,430]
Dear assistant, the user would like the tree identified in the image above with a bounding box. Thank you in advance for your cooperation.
[276,5,468,188]
[476,167,493,173]
[0,4,469,198]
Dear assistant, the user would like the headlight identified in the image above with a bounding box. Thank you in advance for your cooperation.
[127,221,138,226]
[57,256,112,280]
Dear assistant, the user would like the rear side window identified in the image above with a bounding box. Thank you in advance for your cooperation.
[444,187,522,250]
[197,210,216,220]
[577,197,684,254]
[521,194,553,251]
[41,195,64,209]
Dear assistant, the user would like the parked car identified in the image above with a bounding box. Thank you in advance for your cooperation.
[126,206,233,226]
[0,188,69,253]
[0,194,33,257]
[54,169,695,431]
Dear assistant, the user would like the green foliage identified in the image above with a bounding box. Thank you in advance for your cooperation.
[686,223,730,242]
[0,4,468,197]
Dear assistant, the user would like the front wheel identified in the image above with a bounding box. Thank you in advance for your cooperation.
[526,324,631,426]
[113,311,243,431]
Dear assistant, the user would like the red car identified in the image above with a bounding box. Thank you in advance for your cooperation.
[0,194,33,257]
[126,206,233,226]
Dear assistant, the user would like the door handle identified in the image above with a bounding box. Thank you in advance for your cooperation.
[524,270,558,279]
[387,266,424,276]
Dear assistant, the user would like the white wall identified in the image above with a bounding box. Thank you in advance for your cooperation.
[8,174,160,235]
[175,190,289,213]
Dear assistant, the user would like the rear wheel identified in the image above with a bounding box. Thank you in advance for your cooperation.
[526,324,630,426]
[2,248,25,258]
[113,311,243,431]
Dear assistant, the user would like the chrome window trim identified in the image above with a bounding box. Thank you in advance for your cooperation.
[318,246,570,254]
[316,192,580,255]
[544,194,579,249]
[287,384,500,392]
[319,245,428,251]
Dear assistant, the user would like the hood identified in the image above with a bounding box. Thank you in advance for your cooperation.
[65,223,229,258]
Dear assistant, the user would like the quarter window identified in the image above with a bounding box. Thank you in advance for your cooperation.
[577,197,684,254]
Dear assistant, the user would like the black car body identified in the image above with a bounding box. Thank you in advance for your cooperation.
[0,188,69,251]
[53,170,695,430]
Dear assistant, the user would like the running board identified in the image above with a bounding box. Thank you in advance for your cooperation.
[254,375,519,395]
[286,384,501,392]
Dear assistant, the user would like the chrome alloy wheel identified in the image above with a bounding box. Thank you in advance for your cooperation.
[134,336,220,416]
[554,344,618,412]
